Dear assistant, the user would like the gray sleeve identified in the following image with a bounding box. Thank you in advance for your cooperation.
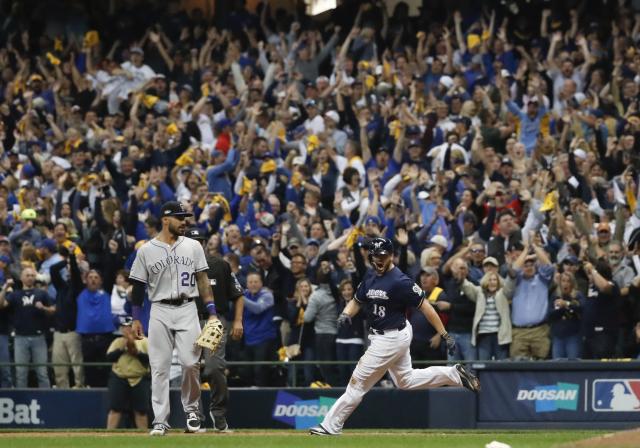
[193,241,208,272]
[129,248,148,283]
[303,293,319,323]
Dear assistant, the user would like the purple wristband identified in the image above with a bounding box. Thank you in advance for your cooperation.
[132,305,142,321]
[206,302,217,316]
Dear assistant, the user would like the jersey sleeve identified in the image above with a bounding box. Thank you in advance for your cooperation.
[128,248,148,284]
[193,241,208,273]
[354,279,368,304]
[228,269,244,301]
[398,277,426,309]
[4,291,16,307]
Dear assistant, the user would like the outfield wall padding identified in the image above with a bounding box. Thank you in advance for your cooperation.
[0,361,639,430]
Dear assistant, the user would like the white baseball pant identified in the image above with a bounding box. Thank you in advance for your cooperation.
[148,301,202,426]
[320,322,462,433]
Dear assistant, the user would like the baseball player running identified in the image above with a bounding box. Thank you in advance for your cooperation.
[129,201,218,436]
[310,237,480,436]
[185,228,245,432]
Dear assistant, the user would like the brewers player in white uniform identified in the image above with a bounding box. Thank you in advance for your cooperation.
[310,238,480,436]
[129,201,217,436]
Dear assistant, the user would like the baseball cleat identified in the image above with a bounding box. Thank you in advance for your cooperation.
[309,424,340,436]
[185,412,201,433]
[210,411,233,433]
[149,423,168,436]
[455,363,481,393]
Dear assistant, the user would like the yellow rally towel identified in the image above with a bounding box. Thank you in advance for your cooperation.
[365,75,375,90]
[166,122,179,135]
[389,120,401,139]
[175,148,194,167]
[296,308,305,326]
[16,188,26,210]
[46,52,61,66]
[346,226,365,249]
[201,83,210,97]
[54,37,64,52]
[383,60,392,79]
[307,135,319,153]
[290,171,302,187]
[64,138,83,154]
[348,155,363,167]
[142,94,159,108]
[239,176,253,195]
[13,80,25,95]
[83,30,100,48]
[260,159,277,174]
[211,194,232,222]
[137,177,149,200]
[62,240,83,256]
[78,174,98,192]
[467,34,481,49]
[626,184,638,212]
[427,287,443,304]
[539,190,558,212]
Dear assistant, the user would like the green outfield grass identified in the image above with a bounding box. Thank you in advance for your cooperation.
[0,429,607,448]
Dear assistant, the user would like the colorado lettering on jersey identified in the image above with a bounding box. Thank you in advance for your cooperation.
[366,289,389,300]
[149,255,195,275]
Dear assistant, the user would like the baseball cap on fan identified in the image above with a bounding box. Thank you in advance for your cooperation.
[160,201,193,218]
[185,228,205,241]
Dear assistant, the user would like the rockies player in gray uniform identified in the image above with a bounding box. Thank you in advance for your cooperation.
[185,228,245,432]
[129,201,217,436]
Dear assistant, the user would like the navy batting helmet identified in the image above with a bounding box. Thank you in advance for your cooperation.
[368,237,394,256]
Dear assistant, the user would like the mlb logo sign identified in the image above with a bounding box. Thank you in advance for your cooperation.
[593,380,640,412]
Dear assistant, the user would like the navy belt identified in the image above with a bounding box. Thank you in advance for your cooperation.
[513,323,544,329]
[369,322,406,335]
[159,297,197,306]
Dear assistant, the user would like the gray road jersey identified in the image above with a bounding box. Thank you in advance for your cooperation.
[129,236,208,302]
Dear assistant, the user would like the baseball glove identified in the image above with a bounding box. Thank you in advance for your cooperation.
[195,318,224,352]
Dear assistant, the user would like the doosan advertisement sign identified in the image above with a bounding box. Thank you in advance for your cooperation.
[272,390,336,429]
[516,382,579,413]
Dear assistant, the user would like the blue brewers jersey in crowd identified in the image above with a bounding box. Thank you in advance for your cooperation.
[354,266,426,331]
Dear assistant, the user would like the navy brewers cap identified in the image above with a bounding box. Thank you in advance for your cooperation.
[160,201,193,218]
[562,255,580,265]
[185,227,205,241]
[365,216,382,227]
[36,238,57,252]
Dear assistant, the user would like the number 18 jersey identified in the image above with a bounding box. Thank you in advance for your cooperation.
[129,236,208,302]
[354,266,426,331]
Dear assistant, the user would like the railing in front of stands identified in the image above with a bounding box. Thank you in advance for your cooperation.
[1,359,639,387]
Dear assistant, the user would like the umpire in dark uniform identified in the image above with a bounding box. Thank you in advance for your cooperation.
[186,228,244,432]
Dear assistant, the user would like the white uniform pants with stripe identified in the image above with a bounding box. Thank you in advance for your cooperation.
[148,301,202,426]
[320,322,462,434]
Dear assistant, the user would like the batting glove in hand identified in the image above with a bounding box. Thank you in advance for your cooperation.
[442,332,456,355]
[337,313,352,327]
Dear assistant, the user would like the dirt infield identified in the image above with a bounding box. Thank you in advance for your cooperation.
[561,427,640,447]
[0,430,303,437]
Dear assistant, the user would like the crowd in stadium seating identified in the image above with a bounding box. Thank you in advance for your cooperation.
[2,0,640,389]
